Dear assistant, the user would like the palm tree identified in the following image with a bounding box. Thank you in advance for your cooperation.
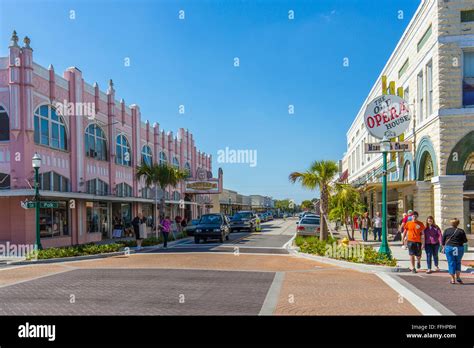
[136,162,188,237]
[289,160,339,240]
[329,183,365,241]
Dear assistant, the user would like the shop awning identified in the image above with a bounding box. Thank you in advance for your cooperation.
[361,181,416,192]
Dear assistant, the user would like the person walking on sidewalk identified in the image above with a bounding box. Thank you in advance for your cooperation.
[403,211,425,273]
[442,218,468,284]
[372,212,382,242]
[132,212,146,250]
[423,216,442,274]
[401,210,414,249]
[159,216,172,249]
[360,212,370,242]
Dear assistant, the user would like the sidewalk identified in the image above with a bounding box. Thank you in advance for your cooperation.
[350,229,474,272]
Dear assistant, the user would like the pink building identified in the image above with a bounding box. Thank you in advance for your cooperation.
[0,31,218,248]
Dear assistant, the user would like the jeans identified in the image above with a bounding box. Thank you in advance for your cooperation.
[162,232,169,248]
[373,227,382,241]
[445,245,465,275]
[424,243,439,270]
[361,228,368,241]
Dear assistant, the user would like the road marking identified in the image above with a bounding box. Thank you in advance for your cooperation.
[259,271,285,315]
[376,273,452,315]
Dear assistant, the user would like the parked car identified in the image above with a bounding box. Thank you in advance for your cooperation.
[296,216,321,236]
[266,212,274,221]
[230,211,256,232]
[194,213,230,243]
[183,219,200,236]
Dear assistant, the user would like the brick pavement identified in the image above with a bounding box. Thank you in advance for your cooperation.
[0,253,420,315]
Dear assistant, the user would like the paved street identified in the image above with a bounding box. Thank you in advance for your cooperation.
[0,218,415,315]
[0,218,471,315]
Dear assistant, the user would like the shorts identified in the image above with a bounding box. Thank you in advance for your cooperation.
[407,241,422,257]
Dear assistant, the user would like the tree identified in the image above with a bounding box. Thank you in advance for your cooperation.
[300,200,313,211]
[274,199,291,212]
[289,160,339,240]
[136,162,188,237]
[328,183,365,240]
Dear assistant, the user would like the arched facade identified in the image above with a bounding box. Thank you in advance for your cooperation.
[415,136,438,181]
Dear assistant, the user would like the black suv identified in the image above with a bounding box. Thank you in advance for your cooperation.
[230,211,257,232]
[194,213,230,243]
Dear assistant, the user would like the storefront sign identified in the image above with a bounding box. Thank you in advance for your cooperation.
[364,95,411,139]
[364,141,412,153]
[185,181,219,193]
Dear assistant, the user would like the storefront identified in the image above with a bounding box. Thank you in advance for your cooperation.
[39,200,70,239]
[85,201,110,238]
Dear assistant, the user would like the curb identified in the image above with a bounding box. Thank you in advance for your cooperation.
[286,242,409,273]
[5,237,192,266]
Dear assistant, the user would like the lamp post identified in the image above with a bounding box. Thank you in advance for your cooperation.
[32,153,43,250]
[378,136,391,257]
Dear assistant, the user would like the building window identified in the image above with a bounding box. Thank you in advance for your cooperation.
[115,134,131,166]
[461,10,474,23]
[173,157,180,169]
[116,182,132,197]
[34,105,67,150]
[39,171,69,192]
[86,178,109,195]
[184,162,191,178]
[426,61,433,116]
[142,145,153,166]
[86,201,109,235]
[141,187,153,199]
[417,25,432,52]
[0,173,10,189]
[398,58,409,79]
[417,70,424,123]
[85,124,107,161]
[173,191,180,201]
[0,106,9,141]
[463,51,474,106]
[159,151,167,165]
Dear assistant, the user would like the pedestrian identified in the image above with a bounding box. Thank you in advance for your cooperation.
[353,215,359,230]
[360,212,370,242]
[160,215,172,248]
[132,212,146,250]
[401,210,413,249]
[423,216,442,274]
[403,211,425,273]
[442,218,468,284]
[373,212,382,242]
[181,217,187,229]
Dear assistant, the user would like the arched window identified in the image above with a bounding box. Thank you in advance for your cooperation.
[86,178,109,195]
[116,182,132,197]
[403,161,411,181]
[159,152,167,165]
[142,145,153,166]
[0,106,9,141]
[34,105,67,150]
[85,124,107,161]
[0,173,10,189]
[165,191,170,200]
[184,162,191,178]
[38,171,70,192]
[173,157,179,169]
[115,134,131,166]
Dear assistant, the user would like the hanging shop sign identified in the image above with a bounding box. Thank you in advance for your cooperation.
[364,95,411,139]
[364,141,412,154]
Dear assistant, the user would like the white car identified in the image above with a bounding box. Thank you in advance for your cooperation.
[296,216,321,236]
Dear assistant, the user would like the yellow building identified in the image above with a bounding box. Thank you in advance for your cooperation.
[340,0,474,238]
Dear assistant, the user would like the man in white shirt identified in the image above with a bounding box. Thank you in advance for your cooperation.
[373,212,382,242]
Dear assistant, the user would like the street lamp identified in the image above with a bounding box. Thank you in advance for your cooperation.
[378,136,391,258]
[32,153,43,250]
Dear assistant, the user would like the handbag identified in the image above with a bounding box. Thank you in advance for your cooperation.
[440,228,458,254]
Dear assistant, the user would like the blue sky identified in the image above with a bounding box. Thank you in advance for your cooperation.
[0,0,419,203]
